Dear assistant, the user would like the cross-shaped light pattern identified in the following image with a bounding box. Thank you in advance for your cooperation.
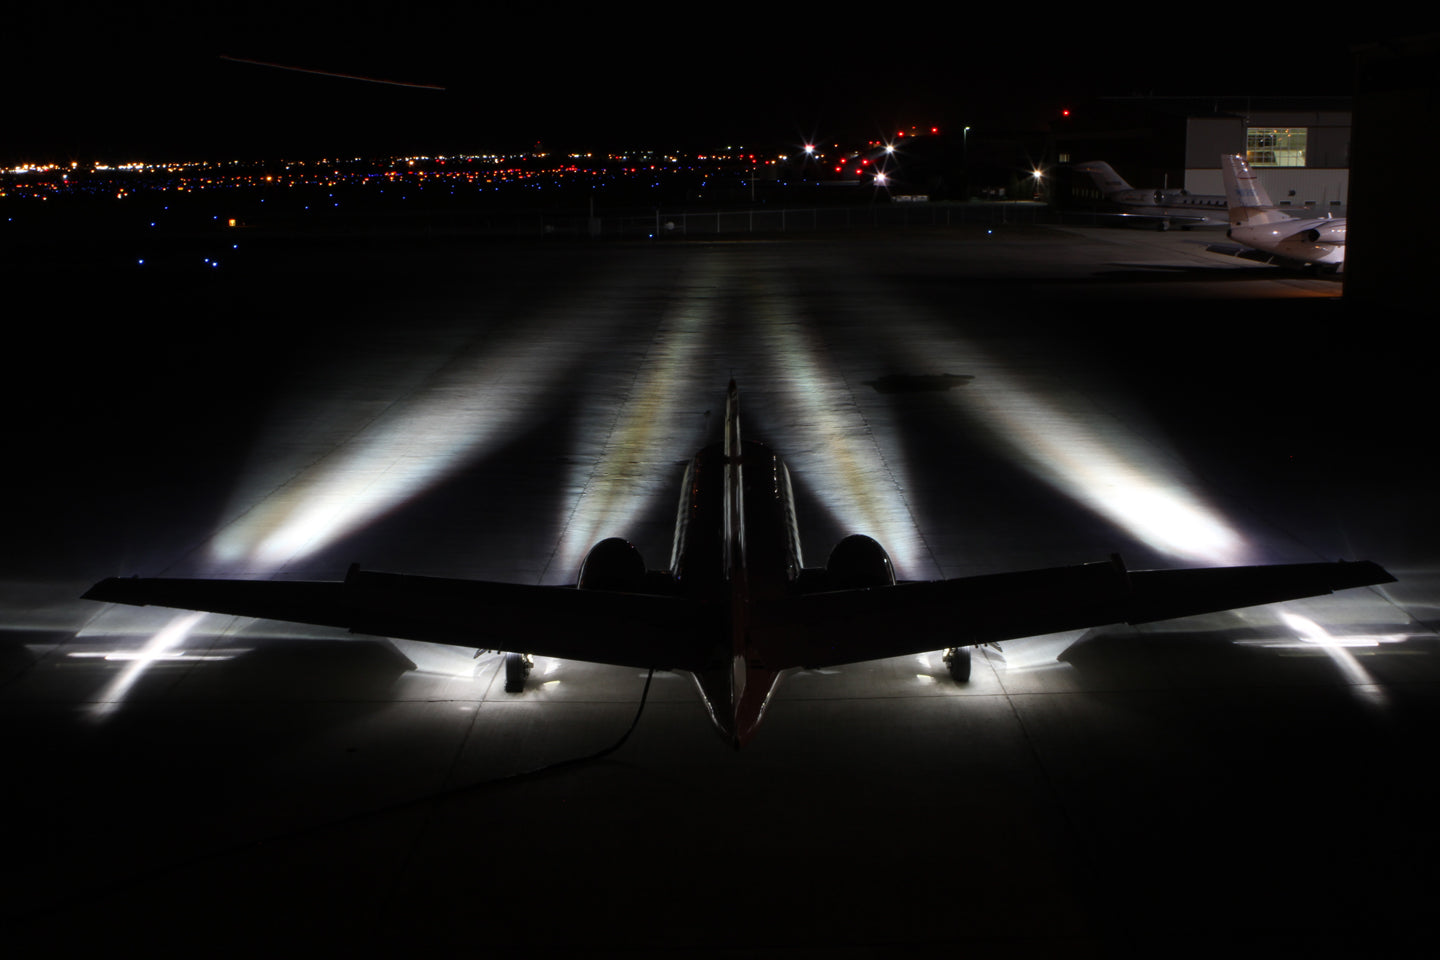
[1280,611,1393,708]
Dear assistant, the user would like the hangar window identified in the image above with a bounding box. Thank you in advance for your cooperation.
[1247,127,1307,167]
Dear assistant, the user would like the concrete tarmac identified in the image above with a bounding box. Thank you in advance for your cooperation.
[2,221,1433,953]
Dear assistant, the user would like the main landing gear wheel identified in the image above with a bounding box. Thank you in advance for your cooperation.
[504,652,534,693]
[943,647,971,682]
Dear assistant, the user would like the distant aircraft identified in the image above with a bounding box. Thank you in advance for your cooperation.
[1221,154,1346,270]
[1068,161,1228,229]
[86,382,1392,747]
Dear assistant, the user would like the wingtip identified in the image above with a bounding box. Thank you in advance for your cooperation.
[1323,559,1396,591]
[82,575,146,605]
[82,577,125,603]
[1372,563,1397,586]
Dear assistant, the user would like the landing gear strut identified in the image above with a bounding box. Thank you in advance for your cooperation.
[504,652,534,692]
[942,647,971,682]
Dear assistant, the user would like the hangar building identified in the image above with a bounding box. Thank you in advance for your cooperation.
[1053,95,1351,213]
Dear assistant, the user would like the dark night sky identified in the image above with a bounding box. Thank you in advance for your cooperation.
[5,2,1383,163]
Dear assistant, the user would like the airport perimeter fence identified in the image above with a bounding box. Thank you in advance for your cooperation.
[236,201,1050,241]
[532,201,1046,240]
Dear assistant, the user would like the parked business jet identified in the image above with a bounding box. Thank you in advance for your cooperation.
[1221,154,1346,270]
[1069,161,1228,229]
[86,382,1391,747]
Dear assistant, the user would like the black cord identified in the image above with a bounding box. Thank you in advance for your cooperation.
[309,665,658,818]
[466,665,657,782]
[27,667,659,919]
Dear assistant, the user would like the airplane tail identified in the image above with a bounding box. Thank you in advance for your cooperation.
[1072,161,1132,197]
[1221,154,1293,226]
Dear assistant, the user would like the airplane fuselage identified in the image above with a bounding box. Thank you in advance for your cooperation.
[1227,218,1346,266]
[1109,189,1229,225]
[1068,162,1228,227]
[670,384,804,746]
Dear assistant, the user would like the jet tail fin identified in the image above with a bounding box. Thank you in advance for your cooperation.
[1072,161,1132,197]
[1221,154,1293,226]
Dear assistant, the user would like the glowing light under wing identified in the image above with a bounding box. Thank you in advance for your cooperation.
[1280,611,1407,649]
[87,612,206,718]
[1280,612,1389,709]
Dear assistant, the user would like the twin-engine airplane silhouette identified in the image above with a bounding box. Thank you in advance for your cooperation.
[86,383,1393,747]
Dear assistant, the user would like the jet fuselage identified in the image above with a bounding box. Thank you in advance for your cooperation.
[670,384,804,746]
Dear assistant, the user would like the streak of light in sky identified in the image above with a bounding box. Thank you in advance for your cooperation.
[220,55,446,90]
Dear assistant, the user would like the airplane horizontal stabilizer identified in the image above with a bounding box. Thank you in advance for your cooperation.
[84,570,709,671]
[748,559,1394,670]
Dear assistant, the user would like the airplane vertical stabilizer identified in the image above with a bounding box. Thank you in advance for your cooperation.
[1073,161,1133,197]
[1222,154,1293,226]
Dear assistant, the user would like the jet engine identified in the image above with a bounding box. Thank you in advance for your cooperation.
[824,534,896,590]
[578,537,648,592]
[1300,222,1346,244]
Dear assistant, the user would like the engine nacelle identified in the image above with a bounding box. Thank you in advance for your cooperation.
[1301,222,1346,244]
[825,534,896,590]
[578,537,647,592]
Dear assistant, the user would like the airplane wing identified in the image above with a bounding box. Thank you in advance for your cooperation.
[1109,211,1223,227]
[84,568,710,671]
[85,558,1392,674]
[749,558,1394,670]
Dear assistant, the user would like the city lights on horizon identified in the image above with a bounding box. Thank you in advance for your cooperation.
[1,145,839,203]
